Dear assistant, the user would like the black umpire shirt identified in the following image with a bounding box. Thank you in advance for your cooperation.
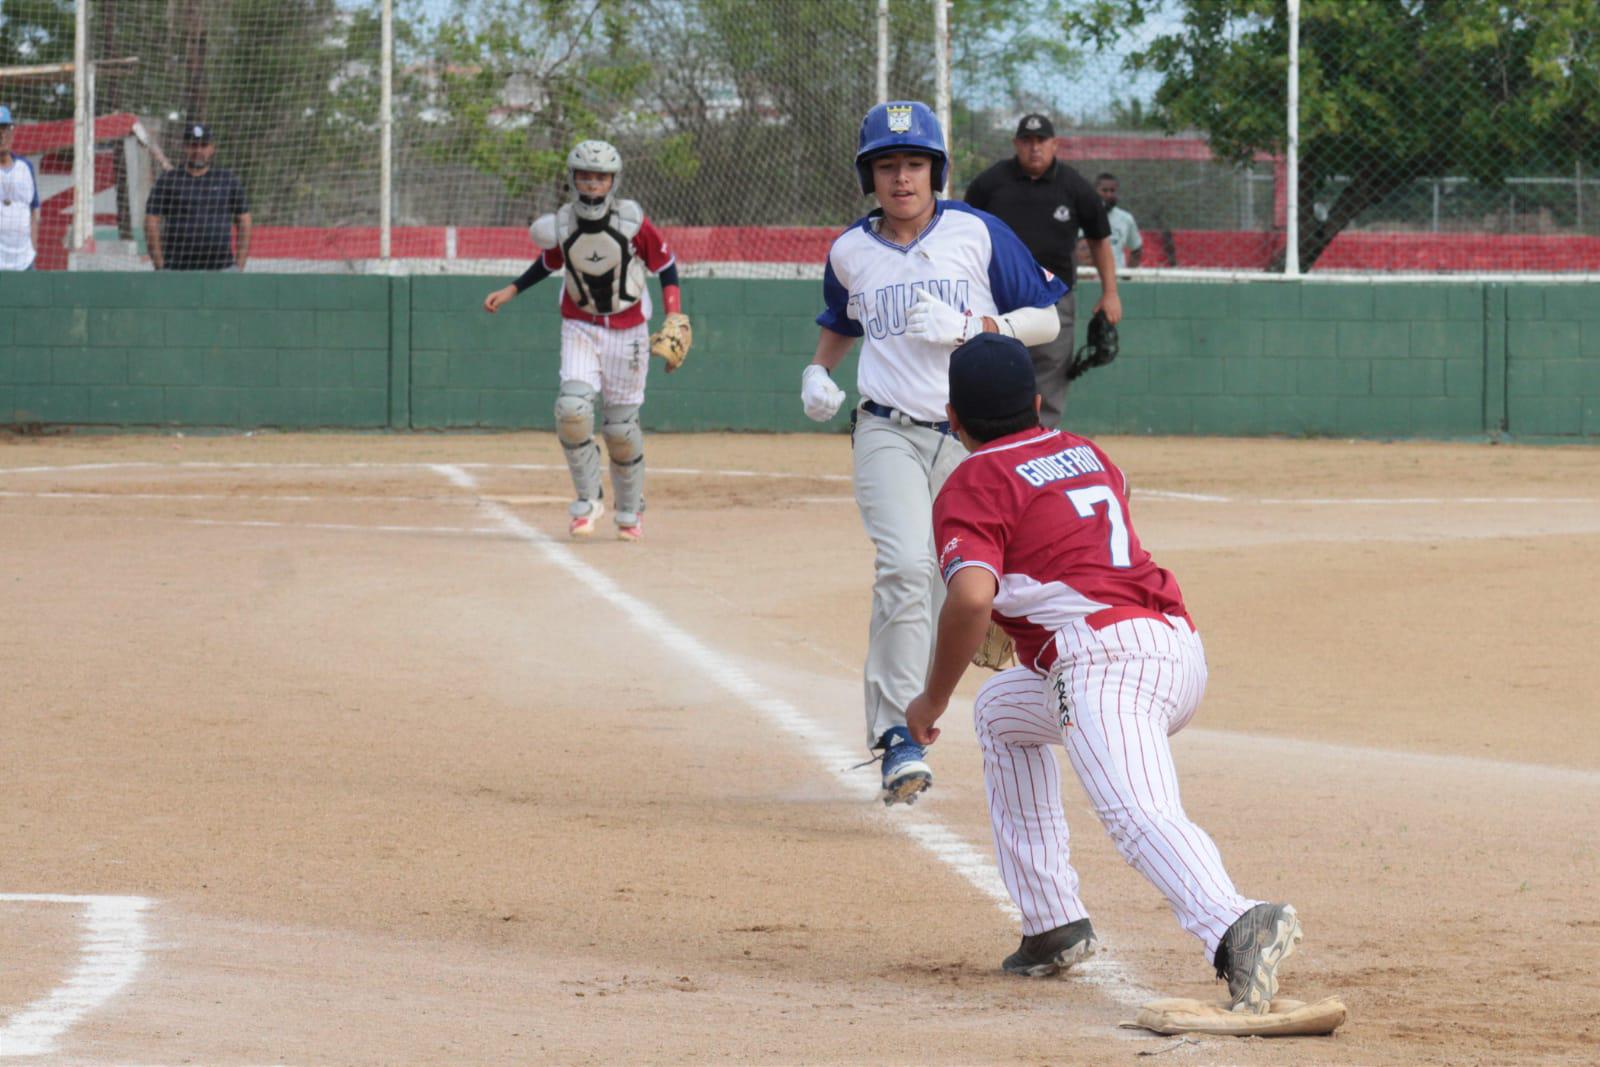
[964,158,1109,285]
[146,167,249,270]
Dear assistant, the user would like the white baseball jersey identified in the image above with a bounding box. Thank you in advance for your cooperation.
[818,201,1066,423]
[1106,205,1143,269]
[0,155,40,271]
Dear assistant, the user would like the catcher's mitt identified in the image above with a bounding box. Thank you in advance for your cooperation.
[1067,310,1118,381]
[972,621,1017,671]
[650,312,692,373]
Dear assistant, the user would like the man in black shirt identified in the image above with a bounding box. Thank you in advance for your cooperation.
[145,123,252,271]
[965,114,1121,426]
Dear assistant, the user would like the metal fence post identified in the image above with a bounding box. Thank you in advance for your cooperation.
[380,0,393,269]
[72,0,92,254]
[1285,0,1300,276]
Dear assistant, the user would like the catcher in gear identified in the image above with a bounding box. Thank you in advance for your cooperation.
[483,139,688,542]
[1067,310,1118,382]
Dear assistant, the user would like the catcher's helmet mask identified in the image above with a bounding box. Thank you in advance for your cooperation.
[856,100,949,194]
[567,139,623,221]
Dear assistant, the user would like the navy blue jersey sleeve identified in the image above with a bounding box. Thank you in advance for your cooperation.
[815,253,862,337]
[145,171,173,217]
[982,212,1068,311]
[229,172,249,216]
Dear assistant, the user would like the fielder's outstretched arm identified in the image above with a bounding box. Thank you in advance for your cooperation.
[905,566,998,745]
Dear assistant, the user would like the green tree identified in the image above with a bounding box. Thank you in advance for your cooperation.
[0,0,76,120]
[410,0,1086,227]
[1067,0,1600,269]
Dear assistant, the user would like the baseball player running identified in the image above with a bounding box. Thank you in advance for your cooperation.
[904,333,1301,1010]
[484,140,692,542]
[803,101,1067,804]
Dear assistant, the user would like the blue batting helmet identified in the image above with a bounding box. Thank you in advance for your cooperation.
[855,100,948,194]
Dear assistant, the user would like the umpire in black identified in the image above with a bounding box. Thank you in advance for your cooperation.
[144,123,252,271]
[965,113,1121,427]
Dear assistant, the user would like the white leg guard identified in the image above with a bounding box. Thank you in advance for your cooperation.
[555,381,602,512]
[601,403,645,525]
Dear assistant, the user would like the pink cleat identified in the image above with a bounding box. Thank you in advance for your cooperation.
[569,499,604,539]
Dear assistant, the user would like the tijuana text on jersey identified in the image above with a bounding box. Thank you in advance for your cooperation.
[816,200,1067,423]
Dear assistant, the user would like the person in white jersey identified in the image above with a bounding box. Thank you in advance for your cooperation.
[484,140,685,542]
[905,333,1302,1010]
[0,107,41,271]
[801,100,1066,804]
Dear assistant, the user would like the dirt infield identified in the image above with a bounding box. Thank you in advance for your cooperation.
[2,430,1598,1065]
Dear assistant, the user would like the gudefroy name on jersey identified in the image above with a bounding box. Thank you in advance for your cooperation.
[1014,444,1105,487]
[848,278,973,340]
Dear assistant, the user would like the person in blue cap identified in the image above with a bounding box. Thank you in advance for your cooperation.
[800,100,1069,805]
[0,106,42,271]
[903,332,1302,1010]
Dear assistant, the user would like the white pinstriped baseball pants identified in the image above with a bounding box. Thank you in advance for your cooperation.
[973,614,1259,958]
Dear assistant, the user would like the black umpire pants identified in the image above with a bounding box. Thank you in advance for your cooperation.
[1028,291,1076,429]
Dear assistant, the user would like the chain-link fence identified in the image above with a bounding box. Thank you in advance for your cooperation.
[1,0,1596,274]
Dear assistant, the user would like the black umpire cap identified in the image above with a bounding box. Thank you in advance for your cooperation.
[949,334,1038,422]
[1014,113,1055,140]
[183,122,214,143]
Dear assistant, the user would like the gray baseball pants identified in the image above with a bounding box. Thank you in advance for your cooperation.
[1029,291,1076,429]
[851,407,968,748]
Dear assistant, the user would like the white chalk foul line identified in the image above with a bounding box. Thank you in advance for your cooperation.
[0,461,852,483]
[431,465,1155,1005]
[0,894,152,1057]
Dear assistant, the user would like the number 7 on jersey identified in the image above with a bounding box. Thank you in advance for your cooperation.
[1066,485,1132,567]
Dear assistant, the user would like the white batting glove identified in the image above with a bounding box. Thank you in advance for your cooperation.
[906,288,977,347]
[801,364,846,422]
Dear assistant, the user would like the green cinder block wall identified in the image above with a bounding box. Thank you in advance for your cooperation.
[1,272,1595,439]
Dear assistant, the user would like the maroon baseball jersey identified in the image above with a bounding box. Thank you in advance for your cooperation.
[934,426,1188,671]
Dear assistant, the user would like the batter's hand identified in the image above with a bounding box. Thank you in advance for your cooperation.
[801,363,846,421]
[906,288,974,347]
[483,285,517,314]
[906,692,946,746]
[1093,290,1123,325]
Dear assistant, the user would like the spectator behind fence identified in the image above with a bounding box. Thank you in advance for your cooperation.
[0,107,41,271]
[1097,172,1143,269]
[145,123,251,271]
[964,113,1120,428]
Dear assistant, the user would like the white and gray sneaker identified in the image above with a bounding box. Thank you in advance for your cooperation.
[1214,902,1303,1013]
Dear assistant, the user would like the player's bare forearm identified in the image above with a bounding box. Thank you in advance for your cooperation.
[811,326,855,371]
[235,213,252,268]
[907,568,998,745]
[1088,238,1122,324]
[145,216,164,269]
[1128,246,1143,268]
[483,283,519,314]
[30,210,39,253]
[926,568,999,704]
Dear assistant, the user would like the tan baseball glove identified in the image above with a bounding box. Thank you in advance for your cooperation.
[972,622,1017,671]
[650,312,692,373]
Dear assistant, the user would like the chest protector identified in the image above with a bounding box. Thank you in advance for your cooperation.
[531,200,648,317]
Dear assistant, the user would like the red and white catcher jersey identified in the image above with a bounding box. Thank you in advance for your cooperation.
[536,207,676,330]
[934,427,1188,672]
